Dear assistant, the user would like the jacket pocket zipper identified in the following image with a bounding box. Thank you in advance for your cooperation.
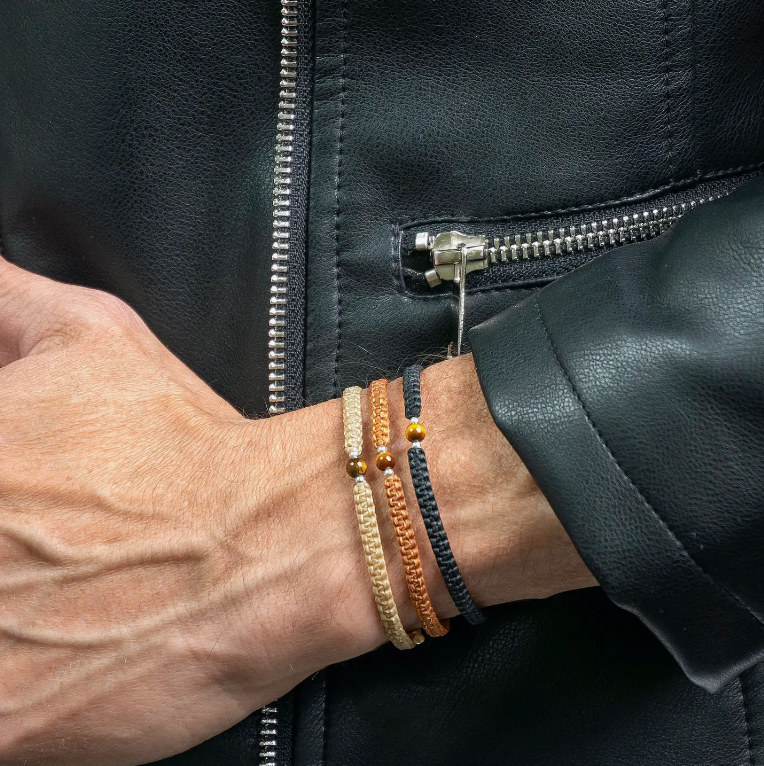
[405,174,758,354]
[415,200,710,354]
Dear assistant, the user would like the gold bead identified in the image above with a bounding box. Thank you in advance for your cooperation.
[375,451,395,471]
[405,422,426,442]
[346,457,367,477]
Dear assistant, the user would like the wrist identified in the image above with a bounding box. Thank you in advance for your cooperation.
[212,355,595,699]
[409,355,597,607]
[211,400,386,696]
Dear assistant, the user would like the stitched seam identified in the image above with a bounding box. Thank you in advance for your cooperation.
[331,0,349,398]
[534,298,764,632]
[742,674,756,766]
[689,0,697,165]
[397,276,548,301]
[394,162,764,228]
[661,0,675,182]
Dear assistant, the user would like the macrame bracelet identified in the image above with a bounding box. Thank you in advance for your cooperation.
[369,379,449,638]
[342,386,424,650]
[402,366,486,625]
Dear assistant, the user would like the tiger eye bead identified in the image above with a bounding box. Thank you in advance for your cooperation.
[405,422,426,442]
[346,457,367,477]
[375,451,395,471]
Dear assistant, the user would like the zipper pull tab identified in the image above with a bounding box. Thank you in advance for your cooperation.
[415,231,489,356]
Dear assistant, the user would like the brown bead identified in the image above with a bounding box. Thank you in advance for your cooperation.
[346,458,367,477]
[405,422,426,442]
[375,451,395,471]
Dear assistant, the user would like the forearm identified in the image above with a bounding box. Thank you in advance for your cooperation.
[0,255,593,765]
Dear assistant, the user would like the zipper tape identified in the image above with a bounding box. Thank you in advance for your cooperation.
[267,0,299,415]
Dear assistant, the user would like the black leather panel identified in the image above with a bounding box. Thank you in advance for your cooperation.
[470,176,764,693]
[0,0,280,416]
[304,0,764,400]
[692,0,764,174]
[301,1,764,763]
[304,0,346,406]
[321,593,751,766]
[292,671,327,766]
[742,664,764,764]
[148,714,261,766]
[156,697,294,766]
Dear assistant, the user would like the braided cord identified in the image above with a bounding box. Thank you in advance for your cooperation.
[370,378,449,638]
[403,365,423,419]
[384,474,450,637]
[342,386,364,455]
[403,366,486,626]
[353,480,423,649]
[342,386,423,650]
[369,379,390,448]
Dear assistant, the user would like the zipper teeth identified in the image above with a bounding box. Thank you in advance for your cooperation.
[268,0,299,415]
[481,195,719,264]
[258,705,279,766]
[261,0,298,753]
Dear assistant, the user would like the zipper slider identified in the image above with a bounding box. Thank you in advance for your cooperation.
[415,231,489,356]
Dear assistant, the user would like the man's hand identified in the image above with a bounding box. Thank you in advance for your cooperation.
[0,257,594,765]
[0,258,326,765]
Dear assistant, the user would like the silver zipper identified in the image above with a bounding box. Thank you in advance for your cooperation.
[268,0,299,415]
[258,704,279,766]
[261,0,301,754]
[415,195,721,355]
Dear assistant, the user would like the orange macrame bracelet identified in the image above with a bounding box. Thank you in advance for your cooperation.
[369,378,449,638]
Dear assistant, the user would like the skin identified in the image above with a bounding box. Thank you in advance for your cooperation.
[0,256,596,765]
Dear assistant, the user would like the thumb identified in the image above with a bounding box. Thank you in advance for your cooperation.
[0,254,243,420]
[0,255,80,366]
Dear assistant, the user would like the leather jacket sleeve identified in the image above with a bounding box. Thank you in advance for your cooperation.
[470,174,764,694]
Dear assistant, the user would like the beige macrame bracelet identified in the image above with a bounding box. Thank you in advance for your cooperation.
[342,386,424,650]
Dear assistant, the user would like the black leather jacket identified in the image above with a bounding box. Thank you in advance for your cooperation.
[2,1,764,764]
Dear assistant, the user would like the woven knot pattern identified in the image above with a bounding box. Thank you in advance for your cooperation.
[408,444,486,625]
[384,474,449,637]
[342,386,364,456]
[353,480,423,649]
[403,365,423,419]
[369,378,390,448]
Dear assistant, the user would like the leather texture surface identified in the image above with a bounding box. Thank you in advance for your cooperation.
[300,0,764,763]
[471,177,764,694]
[304,0,764,400]
[321,594,753,766]
[0,0,279,417]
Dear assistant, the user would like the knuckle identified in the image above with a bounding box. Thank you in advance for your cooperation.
[32,316,85,353]
[70,290,146,337]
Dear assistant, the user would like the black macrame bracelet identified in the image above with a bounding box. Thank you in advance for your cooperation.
[403,365,486,625]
